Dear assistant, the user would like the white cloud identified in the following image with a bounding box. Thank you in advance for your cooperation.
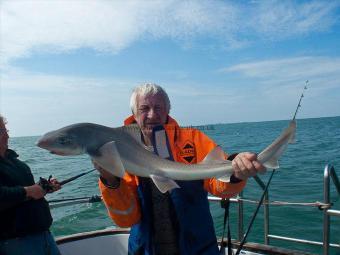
[222,56,340,84]
[0,0,338,64]
[0,66,260,136]
[221,56,340,98]
[0,67,135,136]
[247,1,339,38]
[1,67,239,136]
[1,0,339,135]
[218,56,340,121]
[0,0,237,64]
[1,60,340,137]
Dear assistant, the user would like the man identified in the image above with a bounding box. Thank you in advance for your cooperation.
[97,83,266,255]
[0,115,61,255]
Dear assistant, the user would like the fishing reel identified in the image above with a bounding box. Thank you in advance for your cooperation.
[38,175,54,193]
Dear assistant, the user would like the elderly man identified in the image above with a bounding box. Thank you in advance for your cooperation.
[0,115,61,255]
[97,83,266,255]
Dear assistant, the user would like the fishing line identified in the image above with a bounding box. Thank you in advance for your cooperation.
[235,170,275,255]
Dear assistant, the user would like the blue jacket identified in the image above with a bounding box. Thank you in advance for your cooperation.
[128,179,220,255]
[128,126,219,255]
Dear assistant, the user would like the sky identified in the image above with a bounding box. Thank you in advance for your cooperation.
[0,0,340,137]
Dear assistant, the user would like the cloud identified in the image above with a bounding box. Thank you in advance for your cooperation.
[2,60,340,137]
[1,67,238,135]
[0,66,259,136]
[221,56,340,84]
[1,0,338,64]
[246,1,339,39]
[218,56,340,121]
[0,67,135,136]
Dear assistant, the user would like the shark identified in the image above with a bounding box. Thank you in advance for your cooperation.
[37,118,296,193]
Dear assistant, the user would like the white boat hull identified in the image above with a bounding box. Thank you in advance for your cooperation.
[56,228,310,255]
[57,229,129,255]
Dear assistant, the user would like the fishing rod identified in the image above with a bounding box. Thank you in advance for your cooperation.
[0,169,97,212]
[293,80,308,120]
[235,82,308,254]
[39,168,96,192]
[60,168,96,185]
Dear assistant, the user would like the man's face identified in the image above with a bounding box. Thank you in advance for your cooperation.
[134,93,168,143]
[0,121,9,157]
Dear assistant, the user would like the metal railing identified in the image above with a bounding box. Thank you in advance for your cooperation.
[49,164,340,254]
[209,164,340,255]
[322,164,340,254]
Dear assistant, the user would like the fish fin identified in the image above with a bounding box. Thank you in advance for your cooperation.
[260,140,289,169]
[217,175,231,183]
[92,141,126,178]
[258,142,287,169]
[150,174,180,193]
[263,158,279,169]
[201,146,226,164]
[258,119,296,169]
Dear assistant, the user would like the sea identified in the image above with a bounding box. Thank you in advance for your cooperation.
[8,116,340,255]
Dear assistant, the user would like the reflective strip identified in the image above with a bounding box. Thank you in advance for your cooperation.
[154,129,170,159]
[108,199,135,216]
[219,190,236,195]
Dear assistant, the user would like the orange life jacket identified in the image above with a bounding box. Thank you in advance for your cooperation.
[99,115,246,228]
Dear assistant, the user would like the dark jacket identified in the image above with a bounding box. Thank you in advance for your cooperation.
[0,149,52,239]
[127,126,219,255]
[129,178,220,255]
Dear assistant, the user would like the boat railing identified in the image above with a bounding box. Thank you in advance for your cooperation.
[208,164,340,255]
[49,164,340,254]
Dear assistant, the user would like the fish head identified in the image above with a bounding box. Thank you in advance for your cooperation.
[37,124,90,156]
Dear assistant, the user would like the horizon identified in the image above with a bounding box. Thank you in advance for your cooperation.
[9,115,339,139]
[1,1,340,137]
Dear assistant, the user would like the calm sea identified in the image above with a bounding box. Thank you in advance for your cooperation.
[8,116,340,254]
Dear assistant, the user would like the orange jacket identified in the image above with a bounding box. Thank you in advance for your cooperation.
[99,115,246,227]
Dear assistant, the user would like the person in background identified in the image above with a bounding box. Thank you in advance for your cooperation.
[0,115,61,255]
[96,83,266,255]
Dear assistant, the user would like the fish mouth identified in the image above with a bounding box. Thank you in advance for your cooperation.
[49,147,84,156]
[36,140,46,148]
[50,150,68,156]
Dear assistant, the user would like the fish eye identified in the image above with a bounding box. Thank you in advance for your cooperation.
[58,137,72,145]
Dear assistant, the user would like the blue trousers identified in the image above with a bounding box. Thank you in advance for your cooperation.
[0,231,60,255]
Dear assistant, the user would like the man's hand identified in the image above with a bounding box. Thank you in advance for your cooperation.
[232,152,266,180]
[92,160,121,187]
[24,184,46,199]
[48,178,61,193]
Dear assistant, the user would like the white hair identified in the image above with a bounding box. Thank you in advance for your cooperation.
[130,83,171,114]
